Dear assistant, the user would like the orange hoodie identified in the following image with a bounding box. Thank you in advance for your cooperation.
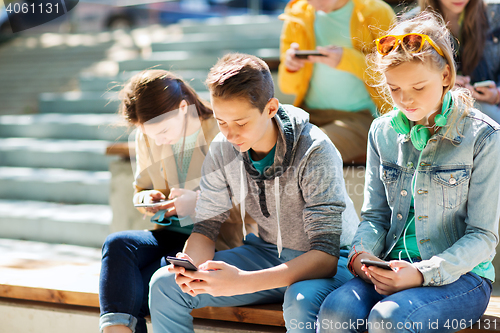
[278,0,395,112]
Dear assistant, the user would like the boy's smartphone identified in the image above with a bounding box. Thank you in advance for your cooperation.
[166,256,198,271]
[360,259,393,270]
[473,80,496,88]
[294,50,326,59]
[134,199,174,208]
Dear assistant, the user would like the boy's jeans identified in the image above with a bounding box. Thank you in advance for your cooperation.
[149,233,353,333]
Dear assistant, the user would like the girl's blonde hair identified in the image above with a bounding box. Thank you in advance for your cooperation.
[369,11,473,130]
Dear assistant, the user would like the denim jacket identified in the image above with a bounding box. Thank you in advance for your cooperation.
[349,101,500,286]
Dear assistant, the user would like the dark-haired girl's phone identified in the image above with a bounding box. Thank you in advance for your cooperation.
[360,259,393,270]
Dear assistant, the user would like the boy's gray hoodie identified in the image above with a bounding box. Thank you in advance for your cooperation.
[192,104,359,258]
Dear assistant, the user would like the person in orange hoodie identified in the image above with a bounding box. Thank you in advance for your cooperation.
[278,0,395,164]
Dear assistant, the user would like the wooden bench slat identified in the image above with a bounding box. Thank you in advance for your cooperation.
[1,239,500,331]
[192,304,285,327]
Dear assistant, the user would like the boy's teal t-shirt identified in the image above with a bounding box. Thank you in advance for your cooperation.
[248,145,276,175]
[304,0,376,114]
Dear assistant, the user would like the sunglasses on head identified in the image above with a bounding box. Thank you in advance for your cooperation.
[376,33,444,57]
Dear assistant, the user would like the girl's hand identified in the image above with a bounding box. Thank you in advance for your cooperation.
[167,188,198,217]
[352,253,380,283]
[179,261,250,297]
[308,45,343,69]
[363,260,423,295]
[284,43,309,72]
[455,75,471,88]
[470,82,500,104]
[136,190,174,215]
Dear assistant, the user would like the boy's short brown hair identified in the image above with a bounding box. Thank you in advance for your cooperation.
[206,53,274,112]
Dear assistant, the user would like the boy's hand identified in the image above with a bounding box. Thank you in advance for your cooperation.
[363,260,423,295]
[285,43,309,72]
[168,253,200,295]
[309,45,343,68]
[179,261,249,297]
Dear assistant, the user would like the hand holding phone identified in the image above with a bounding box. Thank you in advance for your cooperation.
[134,199,174,208]
[360,259,393,271]
[473,80,496,89]
[166,256,198,271]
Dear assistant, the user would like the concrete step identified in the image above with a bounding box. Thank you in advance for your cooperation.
[0,202,110,247]
[118,49,280,72]
[179,15,283,35]
[0,114,129,141]
[0,167,110,205]
[79,70,209,93]
[150,33,280,53]
[38,92,121,114]
[0,138,119,171]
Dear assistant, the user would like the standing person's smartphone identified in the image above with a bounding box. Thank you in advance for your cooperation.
[360,259,393,270]
[294,50,326,59]
[166,256,198,271]
[473,80,496,88]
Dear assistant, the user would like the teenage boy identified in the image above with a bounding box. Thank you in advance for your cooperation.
[149,53,359,333]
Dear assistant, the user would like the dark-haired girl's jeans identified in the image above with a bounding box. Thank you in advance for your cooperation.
[99,228,189,333]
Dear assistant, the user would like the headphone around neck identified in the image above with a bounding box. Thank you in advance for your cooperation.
[390,91,453,151]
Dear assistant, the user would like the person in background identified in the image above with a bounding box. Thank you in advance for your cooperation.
[414,0,500,123]
[317,12,500,332]
[278,0,395,164]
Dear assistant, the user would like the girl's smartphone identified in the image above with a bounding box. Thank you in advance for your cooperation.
[134,199,174,208]
[360,259,393,270]
[166,256,198,271]
[473,80,496,88]
[294,50,326,59]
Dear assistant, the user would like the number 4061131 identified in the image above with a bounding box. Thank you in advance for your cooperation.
[6,2,59,14]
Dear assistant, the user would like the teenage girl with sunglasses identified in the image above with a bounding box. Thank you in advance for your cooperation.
[316,12,500,333]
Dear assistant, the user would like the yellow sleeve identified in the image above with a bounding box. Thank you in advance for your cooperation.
[277,18,312,97]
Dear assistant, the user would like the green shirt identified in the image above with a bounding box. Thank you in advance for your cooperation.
[172,129,200,188]
[167,129,200,235]
[388,198,420,261]
[388,197,495,281]
[248,145,276,175]
[304,0,376,114]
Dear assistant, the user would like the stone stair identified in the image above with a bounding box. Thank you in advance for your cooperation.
[0,30,135,248]
[0,15,287,249]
